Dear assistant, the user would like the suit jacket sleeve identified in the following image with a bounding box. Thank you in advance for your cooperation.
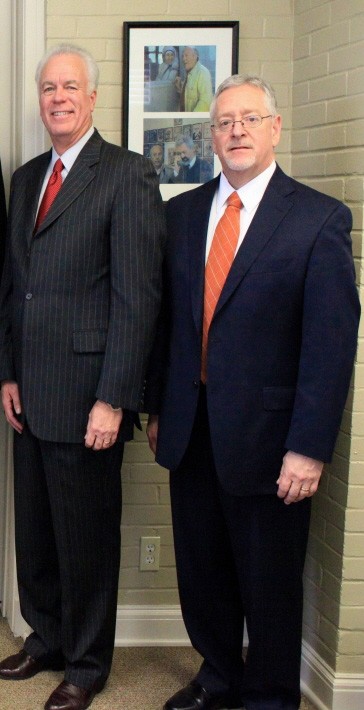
[285,201,360,462]
[143,259,171,415]
[95,153,166,411]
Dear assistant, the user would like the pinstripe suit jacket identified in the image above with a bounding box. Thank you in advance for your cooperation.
[0,130,165,442]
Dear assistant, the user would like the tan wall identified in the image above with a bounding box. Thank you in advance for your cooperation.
[46,0,364,677]
[292,0,364,674]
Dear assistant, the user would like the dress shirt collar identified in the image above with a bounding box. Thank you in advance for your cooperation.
[218,161,276,212]
[50,125,95,176]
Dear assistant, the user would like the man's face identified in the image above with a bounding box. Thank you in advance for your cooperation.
[211,84,281,188]
[39,53,97,154]
[175,143,194,166]
[150,145,164,170]
[182,48,198,73]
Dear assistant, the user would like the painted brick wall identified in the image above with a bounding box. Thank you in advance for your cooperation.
[292,0,364,675]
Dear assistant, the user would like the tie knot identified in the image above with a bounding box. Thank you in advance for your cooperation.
[227,191,242,210]
[53,158,63,174]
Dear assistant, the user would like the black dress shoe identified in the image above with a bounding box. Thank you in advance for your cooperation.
[0,649,59,680]
[44,679,105,710]
[163,680,239,710]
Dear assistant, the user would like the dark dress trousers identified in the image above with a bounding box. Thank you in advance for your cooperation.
[145,165,360,707]
[0,130,165,689]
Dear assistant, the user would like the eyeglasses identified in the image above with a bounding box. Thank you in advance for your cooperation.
[212,115,273,133]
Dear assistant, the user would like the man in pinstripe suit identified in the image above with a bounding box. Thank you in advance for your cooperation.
[0,44,165,710]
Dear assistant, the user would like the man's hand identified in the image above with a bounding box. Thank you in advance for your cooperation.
[172,154,181,175]
[146,414,159,455]
[276,450,324,505]
[1,381,23,434]
[84,400,123,450]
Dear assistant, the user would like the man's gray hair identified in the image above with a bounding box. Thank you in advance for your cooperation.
[210,75,278,122]
[183,46,199,60]
[175,134,194,150]
[35,43,99,95]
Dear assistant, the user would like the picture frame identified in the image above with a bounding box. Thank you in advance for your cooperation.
[122,21,239,199]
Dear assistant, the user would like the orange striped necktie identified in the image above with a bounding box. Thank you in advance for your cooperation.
[201,191,242,383]
[35,158,64,230]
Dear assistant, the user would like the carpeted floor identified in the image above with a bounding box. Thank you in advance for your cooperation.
[0,617,317,709]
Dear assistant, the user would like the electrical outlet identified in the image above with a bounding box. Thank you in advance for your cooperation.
[139,536,160,571]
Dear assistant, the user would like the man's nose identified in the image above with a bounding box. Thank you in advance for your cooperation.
[53,85,67,101]
[231,120,246,136]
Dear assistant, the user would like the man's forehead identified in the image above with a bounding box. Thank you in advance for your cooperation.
[216,85,266,110]
[41,54,86,80]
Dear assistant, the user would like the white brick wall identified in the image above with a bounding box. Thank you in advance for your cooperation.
[292,0,364,676]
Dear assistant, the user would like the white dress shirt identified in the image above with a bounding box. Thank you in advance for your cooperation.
[205,161,276,262]
[36,126,95,217]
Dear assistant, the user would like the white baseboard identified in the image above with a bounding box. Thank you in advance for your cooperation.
[115,605,250,648]
[301,639,364,710]
[9,603,364,709]
[115,605,190,647]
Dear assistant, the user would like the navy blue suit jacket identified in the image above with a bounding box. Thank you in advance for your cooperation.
[146,165,360,495]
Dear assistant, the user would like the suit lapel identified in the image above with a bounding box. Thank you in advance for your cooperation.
[188,178,219,334]
[33,130,103,237]
[213,166,296,317]
[24,152,51,245]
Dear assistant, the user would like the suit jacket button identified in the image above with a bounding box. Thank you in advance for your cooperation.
[25,292,33,300]
[193,379,199,388]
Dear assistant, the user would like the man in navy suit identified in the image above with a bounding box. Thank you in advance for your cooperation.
[0,44,164,710]
[146,75,360,710]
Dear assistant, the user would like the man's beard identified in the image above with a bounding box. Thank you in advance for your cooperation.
[223,149,255,172]
[178,156,190,166]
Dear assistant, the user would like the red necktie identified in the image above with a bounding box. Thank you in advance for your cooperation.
[201,191,242,383]
[35,158,63,230]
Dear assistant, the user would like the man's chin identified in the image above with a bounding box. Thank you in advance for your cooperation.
[225,156,255,172]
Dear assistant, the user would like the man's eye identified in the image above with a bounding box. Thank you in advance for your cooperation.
[43,87,55,95]
[219,120,232,128]
[246,116,259,125]
[66,86,78,92]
